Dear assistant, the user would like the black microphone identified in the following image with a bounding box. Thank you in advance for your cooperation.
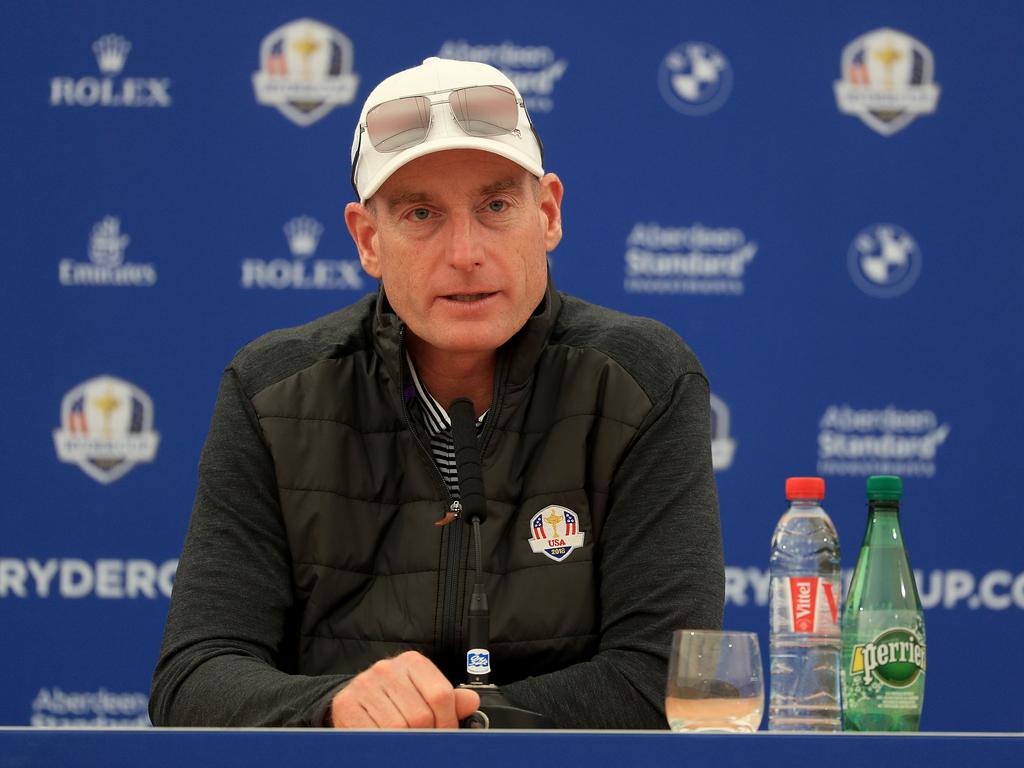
[449,398,490,685]
[450,397,554,730]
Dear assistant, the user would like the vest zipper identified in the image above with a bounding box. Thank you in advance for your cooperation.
[397,327,466,668]
[479,347,508,456]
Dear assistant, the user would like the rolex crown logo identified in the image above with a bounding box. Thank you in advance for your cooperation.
[283,216,324,258]
[92,34,132,75]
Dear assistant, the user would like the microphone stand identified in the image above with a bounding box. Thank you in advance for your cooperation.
[449,398,555,730]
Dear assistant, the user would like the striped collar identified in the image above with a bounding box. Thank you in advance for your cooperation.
[405,352,487,437]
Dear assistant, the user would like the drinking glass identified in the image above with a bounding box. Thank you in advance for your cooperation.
[666,630,764,733]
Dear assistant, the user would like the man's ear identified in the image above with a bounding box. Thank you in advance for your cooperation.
[537,173,564,253]
[345,201,381,278]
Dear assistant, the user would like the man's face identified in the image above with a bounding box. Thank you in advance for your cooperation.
[347,149,563,361]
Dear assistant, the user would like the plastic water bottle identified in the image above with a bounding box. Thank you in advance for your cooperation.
[768,476,842,731]
[841,475,926,731]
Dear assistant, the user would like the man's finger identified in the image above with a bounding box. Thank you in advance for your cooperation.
[330,692,376,729]
[360,684,411,729]
[401,652,461,728]
[453,687,481,721]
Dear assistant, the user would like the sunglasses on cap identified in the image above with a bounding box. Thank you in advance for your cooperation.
[350,84,544,196]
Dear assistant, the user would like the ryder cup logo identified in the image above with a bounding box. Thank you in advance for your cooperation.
[659,42,732,116]
[59,216,157,287]
[53,376,160,484]
[50,34,172,108]
[834,28,940,136]
[848,224,922,298]
[437,40,567,113]
[529,506,585,562]
[252,18,359,126]
[710,393,736,472]
[240,215,364,290]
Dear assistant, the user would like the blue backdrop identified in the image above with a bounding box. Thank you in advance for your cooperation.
[2,0,1021,732]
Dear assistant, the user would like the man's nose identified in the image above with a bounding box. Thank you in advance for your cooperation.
[445,211,482,271]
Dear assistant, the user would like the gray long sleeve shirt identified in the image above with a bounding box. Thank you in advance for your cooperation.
[150,286,724,729]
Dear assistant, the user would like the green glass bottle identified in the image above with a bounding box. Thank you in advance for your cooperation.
[841,476,926,731]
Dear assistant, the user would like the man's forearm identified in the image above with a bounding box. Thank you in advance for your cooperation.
[150,368,346,727]
[151,643,349,727]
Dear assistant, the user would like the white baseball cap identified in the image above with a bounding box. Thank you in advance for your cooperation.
[350,57,544,201]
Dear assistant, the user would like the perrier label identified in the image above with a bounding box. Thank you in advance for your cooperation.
[850,627,926,688]
[841,476,926,731]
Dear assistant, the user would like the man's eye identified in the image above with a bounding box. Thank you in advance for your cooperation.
[411,208,431,221]
[487,200,507,213]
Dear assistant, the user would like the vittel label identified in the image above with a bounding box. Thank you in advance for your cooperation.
[778,576,839,633]
[850,627,926,688]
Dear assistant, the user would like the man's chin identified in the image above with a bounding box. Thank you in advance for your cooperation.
[413,330,516,359]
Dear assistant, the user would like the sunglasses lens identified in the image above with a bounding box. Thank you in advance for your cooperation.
[449,85,519,137]
[366,96,432,152]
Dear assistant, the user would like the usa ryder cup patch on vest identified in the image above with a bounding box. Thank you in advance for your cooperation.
[529,505,585,562]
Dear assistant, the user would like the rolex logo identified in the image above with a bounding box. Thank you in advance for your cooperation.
[50,34,171,108]
[283,216,324,258]
[241,215,364,291]
[92,34,132,75]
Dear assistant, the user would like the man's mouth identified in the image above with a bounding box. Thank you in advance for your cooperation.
[444,292,496,302]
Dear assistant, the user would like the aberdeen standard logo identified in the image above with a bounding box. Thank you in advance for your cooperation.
[529,506,584,562]
[53,376,160,484]
[817,404,950,478]
[252,18,359,126]
[437,40,567,113]
[50,34,172,108]
[624,222,757,296]
[834,28,940,136]
[848,224,922,298]
[658,42,732,116]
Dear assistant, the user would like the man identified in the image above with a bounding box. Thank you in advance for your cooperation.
[150,57,723,730]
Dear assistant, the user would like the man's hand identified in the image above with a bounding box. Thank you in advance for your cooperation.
[330,651,481,728]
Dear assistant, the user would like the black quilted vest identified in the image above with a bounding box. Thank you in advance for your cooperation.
[248,285,654,685]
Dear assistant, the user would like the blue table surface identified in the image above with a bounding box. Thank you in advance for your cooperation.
[1,728,1022,768]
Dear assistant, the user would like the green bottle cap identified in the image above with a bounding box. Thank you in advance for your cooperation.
[866,475,903,501]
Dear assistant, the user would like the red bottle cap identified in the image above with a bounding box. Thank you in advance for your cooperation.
[785,476,825,501]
